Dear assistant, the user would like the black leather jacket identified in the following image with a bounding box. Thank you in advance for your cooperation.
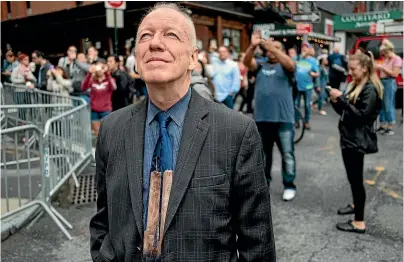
[332,82,382,154]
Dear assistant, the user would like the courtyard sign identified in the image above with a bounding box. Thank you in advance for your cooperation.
[334,10,402,31]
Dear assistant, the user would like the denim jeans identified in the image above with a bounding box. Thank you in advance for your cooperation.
[222,95,234,109]
[313,85,326,110]
[380,78,397,125]
[295,89,312,123]
[256,122,296,189]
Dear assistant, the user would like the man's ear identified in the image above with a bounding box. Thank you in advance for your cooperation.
[188,48,199,71]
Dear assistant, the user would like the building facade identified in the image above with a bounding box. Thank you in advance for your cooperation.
[1,1,255,63]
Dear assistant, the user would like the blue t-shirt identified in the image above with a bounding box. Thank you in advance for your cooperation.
[328,53,344,67]
[254,63,294,123]
[295,56,318,91]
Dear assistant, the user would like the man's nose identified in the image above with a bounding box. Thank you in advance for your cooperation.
[149,33,165,51]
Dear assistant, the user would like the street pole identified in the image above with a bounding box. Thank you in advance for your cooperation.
[303,34,308,43]
[114,8,118,55]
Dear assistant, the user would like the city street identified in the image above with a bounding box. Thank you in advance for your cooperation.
[1,104,403,262]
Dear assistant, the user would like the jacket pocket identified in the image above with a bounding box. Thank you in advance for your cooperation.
[98,234,116,262]
[190,174,227,188]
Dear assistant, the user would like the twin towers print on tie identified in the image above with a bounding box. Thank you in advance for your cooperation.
[143,112,174,258]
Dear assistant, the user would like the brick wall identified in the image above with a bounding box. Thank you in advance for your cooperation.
[1,1,101,21]
[30,1,76,16]
[10,2,27,20]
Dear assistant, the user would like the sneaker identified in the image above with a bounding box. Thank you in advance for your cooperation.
[283,189,296,201]
[319,110,327,116]
[304,123,311,130]
[376,127,386,133]
[383,129,395,136]
[295,123,300,129]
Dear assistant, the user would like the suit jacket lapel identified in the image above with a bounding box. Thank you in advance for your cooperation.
[163,91,210,237]
[124,99,147,238]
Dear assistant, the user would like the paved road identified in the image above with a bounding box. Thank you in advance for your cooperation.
[2,104,403,262]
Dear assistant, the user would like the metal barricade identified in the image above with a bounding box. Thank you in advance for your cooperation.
[1,82,92,240]
[1,125,72,239]
[42,102,92,238]
[1,83,85,129]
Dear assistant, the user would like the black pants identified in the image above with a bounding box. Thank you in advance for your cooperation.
[235,88,247,112]
[341,149,366,221]
[329,70,345,90]
[246,83,255,113]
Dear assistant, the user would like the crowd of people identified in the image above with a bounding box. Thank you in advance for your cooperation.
[1,14,402,239]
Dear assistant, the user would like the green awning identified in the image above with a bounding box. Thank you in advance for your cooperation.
[333,10,403,31]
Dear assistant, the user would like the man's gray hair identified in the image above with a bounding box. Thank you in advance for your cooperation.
[135,3,197,50]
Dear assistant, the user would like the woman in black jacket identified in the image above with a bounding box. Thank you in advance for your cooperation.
[329,52,383,233]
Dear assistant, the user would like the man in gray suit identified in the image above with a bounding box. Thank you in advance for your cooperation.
[90,3,275,262]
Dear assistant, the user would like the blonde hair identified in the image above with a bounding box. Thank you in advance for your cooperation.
[380,39,394,53]
[346,52,383,104]
[135,3,197,50]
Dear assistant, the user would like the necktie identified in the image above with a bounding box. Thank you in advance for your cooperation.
[144,112,173,258]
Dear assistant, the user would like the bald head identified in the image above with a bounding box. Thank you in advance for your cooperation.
[136,3,197,50]
[333,45,340,54]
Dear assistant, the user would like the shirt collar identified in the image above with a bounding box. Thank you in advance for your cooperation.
[146,87,192,126]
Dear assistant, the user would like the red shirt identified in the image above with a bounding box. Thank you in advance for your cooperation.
[82,72,116,112]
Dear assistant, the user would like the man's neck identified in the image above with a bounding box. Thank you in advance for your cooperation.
[148,74,191,111]
[40,60,47,66]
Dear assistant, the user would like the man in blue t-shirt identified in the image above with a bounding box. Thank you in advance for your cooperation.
[244,31,297,201]
[327,45,347,90]
[294,42,319,130]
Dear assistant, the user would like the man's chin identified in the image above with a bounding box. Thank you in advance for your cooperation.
[142,74,175,84]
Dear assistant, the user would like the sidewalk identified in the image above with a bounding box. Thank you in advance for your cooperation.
[2,107,403,262]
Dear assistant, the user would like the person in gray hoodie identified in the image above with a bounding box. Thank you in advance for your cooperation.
[191,69,214,101]
[191,60,215,101]
[58,46,88,97]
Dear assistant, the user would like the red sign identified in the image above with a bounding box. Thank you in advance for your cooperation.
[105,1,126,9]
[296,23,312,35]
[369,23,377,35]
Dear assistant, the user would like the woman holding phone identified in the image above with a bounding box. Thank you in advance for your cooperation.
[81,59,116,136]
[329,52,382,233]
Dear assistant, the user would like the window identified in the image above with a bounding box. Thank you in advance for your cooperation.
[26,1,31,15]
[222,28,241,52]
[6,1,11,19]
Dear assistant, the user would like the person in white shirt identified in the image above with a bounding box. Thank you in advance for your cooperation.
[212,46,240,109]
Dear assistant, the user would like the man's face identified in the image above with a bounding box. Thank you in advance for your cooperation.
[135,8,197,84]
[6,55,14,63]
[218,47,229,61]
[267,42,283,62]
[67,46,77,59]
[88,47,98,58]
[107,57,117,72]
[301,46,309,57]
[288,48,296,58]
[31,53,39,65]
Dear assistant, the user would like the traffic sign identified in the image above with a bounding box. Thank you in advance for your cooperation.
[292,11,321,23]
[296,24,312,34]
[105,1,126,10]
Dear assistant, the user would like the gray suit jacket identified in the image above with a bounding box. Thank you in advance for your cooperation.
[90,90,276,262]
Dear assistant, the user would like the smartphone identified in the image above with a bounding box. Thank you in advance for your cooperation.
[325,86,332,92]
[261,30,270,40]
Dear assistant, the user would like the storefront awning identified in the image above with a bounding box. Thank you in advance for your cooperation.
[333,10,403,32]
